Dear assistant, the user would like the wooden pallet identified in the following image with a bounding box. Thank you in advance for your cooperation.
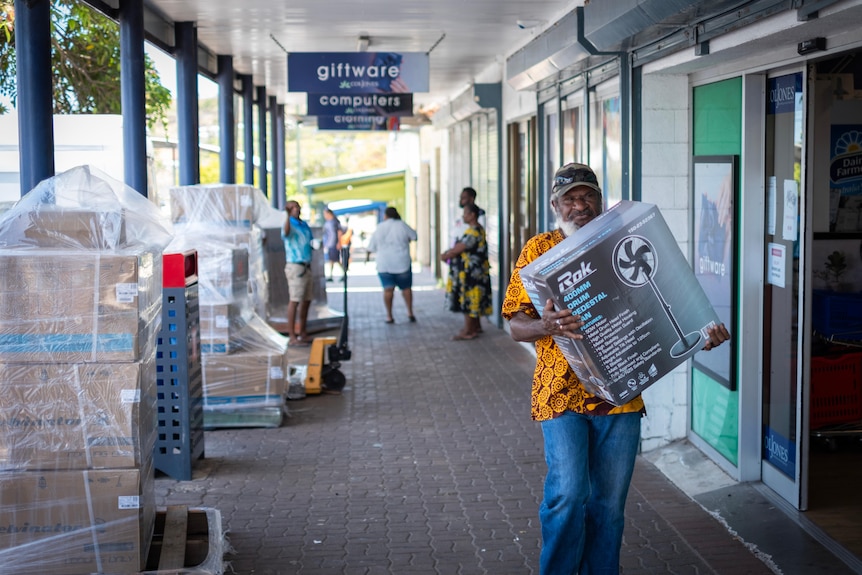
[142,506,224,574]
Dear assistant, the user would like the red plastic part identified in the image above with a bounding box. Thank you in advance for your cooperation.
[810,353,862,429]
[163,250,198,288]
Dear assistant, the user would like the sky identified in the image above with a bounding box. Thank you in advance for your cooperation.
[146,42,218,100]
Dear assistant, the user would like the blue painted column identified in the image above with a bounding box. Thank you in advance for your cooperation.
[240,74,254,186]
[119,0,148,197]
[269,95,283,209]
[14,0,54,196]
[175,22,200,185]
[217,55,235,184]
[276,103,286,210]
[257,86,269,200]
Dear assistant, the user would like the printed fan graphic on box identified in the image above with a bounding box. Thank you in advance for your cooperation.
[613,235,703,358]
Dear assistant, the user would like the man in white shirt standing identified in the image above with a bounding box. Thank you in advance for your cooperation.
[367,206,418,324]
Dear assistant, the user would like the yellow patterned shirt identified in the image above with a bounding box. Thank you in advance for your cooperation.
[502,230,646,421]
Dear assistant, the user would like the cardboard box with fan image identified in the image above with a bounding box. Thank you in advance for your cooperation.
[520,201,720,405]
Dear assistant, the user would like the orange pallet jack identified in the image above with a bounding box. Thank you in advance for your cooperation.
[305,246,352,394]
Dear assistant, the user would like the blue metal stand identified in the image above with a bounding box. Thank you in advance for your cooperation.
[155,252,205,480]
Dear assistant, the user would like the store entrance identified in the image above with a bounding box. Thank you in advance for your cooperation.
[761,71,805,508]
[803,53,862,561]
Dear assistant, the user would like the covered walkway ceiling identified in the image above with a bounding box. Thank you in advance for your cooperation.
[141,0,579,113]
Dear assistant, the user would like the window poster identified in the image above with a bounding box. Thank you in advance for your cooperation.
[692,156,737,390]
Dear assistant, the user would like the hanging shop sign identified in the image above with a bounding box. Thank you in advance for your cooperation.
[288,52,429,94]
[316,115,401,132]
[307,93,413,117]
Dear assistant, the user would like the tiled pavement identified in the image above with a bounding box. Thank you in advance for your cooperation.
[154,264,844,575]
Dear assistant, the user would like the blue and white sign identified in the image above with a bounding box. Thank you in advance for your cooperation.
[767,74,801,115]
[317,115,400,132]
[830,126,862,188]
[288,52,429,94]
[763,425,796,479]
[307,93,413,117]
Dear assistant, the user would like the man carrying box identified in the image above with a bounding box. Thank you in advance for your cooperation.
[502,163,730,575]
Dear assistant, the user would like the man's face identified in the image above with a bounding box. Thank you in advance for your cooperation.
[287,202,301,218]
[552,185,602,236]
[459,190,473,208]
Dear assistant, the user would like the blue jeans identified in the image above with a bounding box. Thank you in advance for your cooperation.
[539,411,641,575]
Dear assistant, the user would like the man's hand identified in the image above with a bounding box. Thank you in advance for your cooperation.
[702,323,730,351]
[541,299,585,339]
[509,299,586,343]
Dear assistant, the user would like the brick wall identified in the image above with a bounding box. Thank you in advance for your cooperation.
[639,72,692,451]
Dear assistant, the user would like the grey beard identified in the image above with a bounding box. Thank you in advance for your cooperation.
[555,214,580,238]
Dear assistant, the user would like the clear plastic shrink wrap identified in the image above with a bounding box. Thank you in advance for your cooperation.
[166,184,288,422]
[0,358,157,472]
[0,165,173,363]
[200,313,288,409]
[0,458,156,575]
[169,183,279,319]
[0,166,174,574]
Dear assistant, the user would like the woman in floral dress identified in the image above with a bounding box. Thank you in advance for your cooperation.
[441,203,493,340]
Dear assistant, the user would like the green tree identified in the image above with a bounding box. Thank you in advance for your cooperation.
[0,0,171,133]
[292,127,389,181]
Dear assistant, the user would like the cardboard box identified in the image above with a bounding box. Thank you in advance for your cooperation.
[0,208,126,249]
[521,201,720,405]
[202,348,286,407]
[0,250,160,362]
[198,302,244,354]
[0,465,155,574]
[0,359,156,471]
[169,184,256,227]
[197,246,250,305]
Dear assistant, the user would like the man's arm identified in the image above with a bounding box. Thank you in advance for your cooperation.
[283,214,292,236]
[508,300,585,343]
[510,306,731,350]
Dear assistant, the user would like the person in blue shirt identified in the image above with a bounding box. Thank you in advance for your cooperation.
[282,200,314,346]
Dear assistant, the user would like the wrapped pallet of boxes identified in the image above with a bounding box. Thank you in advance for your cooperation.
[201,314,288,429]
[0,165,173,574]
[167,185,289,429]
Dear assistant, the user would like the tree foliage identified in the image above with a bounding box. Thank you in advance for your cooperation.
[296,128,389,180]
[0,0,171,133]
